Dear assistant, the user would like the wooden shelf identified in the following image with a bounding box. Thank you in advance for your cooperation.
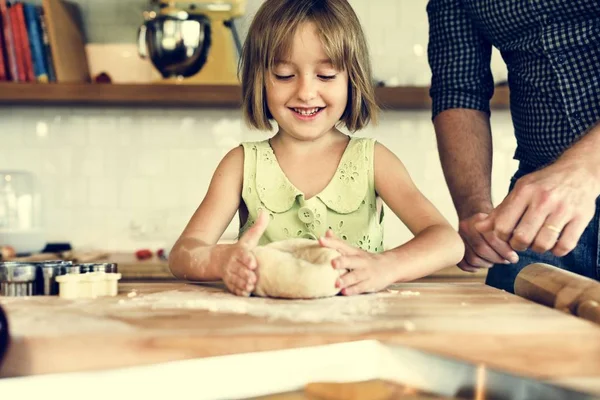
[0,82,510,109]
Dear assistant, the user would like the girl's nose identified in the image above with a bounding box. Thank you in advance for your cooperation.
[296,76,317,102]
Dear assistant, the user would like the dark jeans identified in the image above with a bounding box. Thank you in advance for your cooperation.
[485,164,600,293]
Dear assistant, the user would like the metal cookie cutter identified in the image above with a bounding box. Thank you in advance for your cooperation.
[33,261,72,296]
[76,263,118,274]
[0,262,37,297]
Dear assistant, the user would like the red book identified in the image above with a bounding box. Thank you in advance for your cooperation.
[8,4,25,81]
[0,0,17,81]
[0,6,7,80]
[12,2,34,81]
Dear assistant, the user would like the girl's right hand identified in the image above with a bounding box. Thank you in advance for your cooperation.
[220,211,269,296]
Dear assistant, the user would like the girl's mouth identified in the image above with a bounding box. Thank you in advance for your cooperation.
[289,107,325,119]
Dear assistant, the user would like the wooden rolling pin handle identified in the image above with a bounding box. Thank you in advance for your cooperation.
[514,263,600,325]
[577,300,600,325]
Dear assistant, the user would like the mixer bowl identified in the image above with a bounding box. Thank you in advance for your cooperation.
[142,13,212,79]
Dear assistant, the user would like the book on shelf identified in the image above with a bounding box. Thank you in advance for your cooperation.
[0,1,6,80]
[0,0,89,83]
[0,0,19,81]
[23,3,48,82]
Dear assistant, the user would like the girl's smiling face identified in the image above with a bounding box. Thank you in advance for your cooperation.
[265,22,349,141]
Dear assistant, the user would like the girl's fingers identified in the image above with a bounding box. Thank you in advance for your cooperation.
[336,268,368,289]
[319,232,359,256]
[342,281,377,296]
[225,263,257,295]
[331,255,371,270]
[238,210,270,249]
[236,250,257,270]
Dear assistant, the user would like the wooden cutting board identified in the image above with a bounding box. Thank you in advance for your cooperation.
[1,282,600,395]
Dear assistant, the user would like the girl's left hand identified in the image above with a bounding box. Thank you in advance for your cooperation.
[318,230,395,296]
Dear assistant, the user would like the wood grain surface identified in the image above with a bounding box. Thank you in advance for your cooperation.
[0,281,599,395]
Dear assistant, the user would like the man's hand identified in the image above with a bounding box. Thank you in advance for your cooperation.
[457,213,519,273]
[475,162,600,257]
[220,211,269,296]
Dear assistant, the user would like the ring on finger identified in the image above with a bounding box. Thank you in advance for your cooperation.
[544,224,562,234]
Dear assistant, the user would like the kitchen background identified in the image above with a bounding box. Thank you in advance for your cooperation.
[0,0,516,253]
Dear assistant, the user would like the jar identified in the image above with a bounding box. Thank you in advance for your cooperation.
[0,171,45,254]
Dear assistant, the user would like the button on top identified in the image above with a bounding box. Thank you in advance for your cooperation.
[556,53,566,65]
[298,207,314,223]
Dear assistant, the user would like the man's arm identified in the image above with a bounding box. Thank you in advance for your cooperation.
[433,108,493,220]
[427,0,495,219]
[427,0,519,269]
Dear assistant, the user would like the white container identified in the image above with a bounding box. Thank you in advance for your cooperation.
[55,274,81,299]
[56,272,122,299]
[104,273,121,296]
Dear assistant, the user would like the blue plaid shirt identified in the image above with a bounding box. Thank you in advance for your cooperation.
[427,0,600,169]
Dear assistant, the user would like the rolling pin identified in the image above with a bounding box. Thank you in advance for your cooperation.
[514,263,600,324]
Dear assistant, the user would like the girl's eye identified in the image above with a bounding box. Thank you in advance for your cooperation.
[318,75,337,80]
[274,74,293,80]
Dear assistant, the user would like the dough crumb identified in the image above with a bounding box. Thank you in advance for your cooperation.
[403,320,416,331]
[399,290,420,297]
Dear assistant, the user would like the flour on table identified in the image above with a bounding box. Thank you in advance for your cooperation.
[117,288,400,324]
[2,305,136,337]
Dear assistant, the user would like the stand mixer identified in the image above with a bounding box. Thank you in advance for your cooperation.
[138,0,245,84]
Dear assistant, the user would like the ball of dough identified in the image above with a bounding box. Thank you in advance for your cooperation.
[252,238,344,299]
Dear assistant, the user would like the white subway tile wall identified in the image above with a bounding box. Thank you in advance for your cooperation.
[0,107,517,251]
[0,0,517,251]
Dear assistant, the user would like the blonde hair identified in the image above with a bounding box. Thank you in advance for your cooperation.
[239,0,378,132]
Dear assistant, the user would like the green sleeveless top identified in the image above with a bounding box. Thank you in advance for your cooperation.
[239,137,384,253]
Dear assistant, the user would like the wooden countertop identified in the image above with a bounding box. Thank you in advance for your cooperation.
[1,281,599,395]
[109,253,487,282]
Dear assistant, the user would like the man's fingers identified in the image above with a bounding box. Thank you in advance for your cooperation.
[508,205,551,251]
[461,248,493,269]
[487,193,528,243]
[461,213,513,264]
[239,210,270,248]
[473,215,493,232]
[531,215,565,253]
[478,230,519,263]
[457,263,480,273]
[552,217,587,257]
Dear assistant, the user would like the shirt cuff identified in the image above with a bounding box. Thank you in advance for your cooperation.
[431,90,492,120]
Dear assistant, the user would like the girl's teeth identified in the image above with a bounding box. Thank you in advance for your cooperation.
[294,108,320,116]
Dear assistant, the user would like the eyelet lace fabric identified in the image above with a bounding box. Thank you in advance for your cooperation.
[240,137,384,252]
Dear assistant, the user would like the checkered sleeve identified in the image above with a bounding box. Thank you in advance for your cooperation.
[427,0,495,120]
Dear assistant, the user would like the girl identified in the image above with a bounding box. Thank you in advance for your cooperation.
[169,0,464,297]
